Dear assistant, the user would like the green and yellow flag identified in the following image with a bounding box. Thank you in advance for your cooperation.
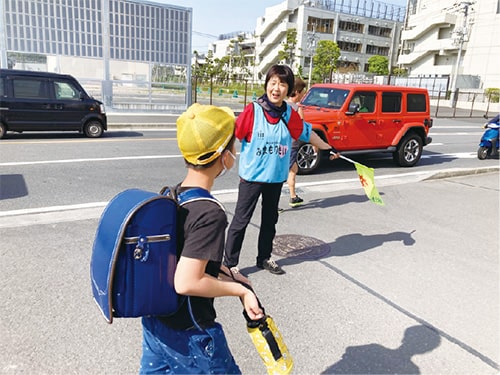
[338,155,384,205]
[353,162,384,206]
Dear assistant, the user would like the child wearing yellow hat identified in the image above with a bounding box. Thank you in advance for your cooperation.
[139,103,263,374]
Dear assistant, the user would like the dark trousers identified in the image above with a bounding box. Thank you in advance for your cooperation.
[224,179,283,267]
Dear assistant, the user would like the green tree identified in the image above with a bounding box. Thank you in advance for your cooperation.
[278,29,298,65]
[368,55,389,75]
[312,40,340,83]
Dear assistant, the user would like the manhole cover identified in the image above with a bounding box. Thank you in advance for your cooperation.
[272,234,331,260]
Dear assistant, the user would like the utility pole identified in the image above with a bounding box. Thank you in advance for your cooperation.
[306,26,319,88]
[449,1,475,107]
[0,0,8,68]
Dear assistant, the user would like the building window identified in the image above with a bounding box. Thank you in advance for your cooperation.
[307,17,334,33]
[338,61,360,72]
[368,25,392,38]
[438,26,453,39]
[338,41,362,52]
[338,20,363,33]
[366,45,390,56]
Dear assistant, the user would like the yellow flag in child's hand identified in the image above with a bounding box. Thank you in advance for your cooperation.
[354,162,384,206]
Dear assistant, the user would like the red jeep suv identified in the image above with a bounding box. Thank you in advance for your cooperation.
[298,83,433,173]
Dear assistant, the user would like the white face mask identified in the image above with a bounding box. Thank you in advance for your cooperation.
[217,150,236,178]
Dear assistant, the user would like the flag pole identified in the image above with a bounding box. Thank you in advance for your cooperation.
[339,154,357,164]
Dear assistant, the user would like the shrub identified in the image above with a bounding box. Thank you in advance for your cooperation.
[485,88,499,103]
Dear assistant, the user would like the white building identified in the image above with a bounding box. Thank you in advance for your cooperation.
[0,0,193,108]
[397,0,499,91]
[209,0,405,82]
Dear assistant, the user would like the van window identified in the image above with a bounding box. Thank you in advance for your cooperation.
[54,80,81,100]
[407,93,427,112]
[0,78,4,97]
[381,92,402,113]
[13,78,50,99]
[350,91,376,113]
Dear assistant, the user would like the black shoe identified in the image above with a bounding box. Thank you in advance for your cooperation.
[257,259,285,275]
[289,195,304,207]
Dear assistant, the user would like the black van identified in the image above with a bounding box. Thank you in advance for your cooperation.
[0,69,107,139]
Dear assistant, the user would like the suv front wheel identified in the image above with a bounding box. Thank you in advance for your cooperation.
[393,133,423,167]
[297,142,321,175]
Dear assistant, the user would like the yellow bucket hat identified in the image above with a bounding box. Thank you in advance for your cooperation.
[176,103,235,165]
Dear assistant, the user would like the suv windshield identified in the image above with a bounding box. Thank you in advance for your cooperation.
[302,87,350,109]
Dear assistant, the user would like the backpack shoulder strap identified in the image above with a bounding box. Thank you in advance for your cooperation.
[178,187,225,211]
[160,185,224,210]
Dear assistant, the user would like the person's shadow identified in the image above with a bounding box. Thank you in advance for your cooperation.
[330,231,416,257]
[322,325,441,374]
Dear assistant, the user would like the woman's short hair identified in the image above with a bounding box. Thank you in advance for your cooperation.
[265,65,295,96]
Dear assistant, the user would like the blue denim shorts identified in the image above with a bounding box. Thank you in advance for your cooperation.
[139,317,241,374]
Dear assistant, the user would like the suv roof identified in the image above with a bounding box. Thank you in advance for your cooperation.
[309,83,428,93]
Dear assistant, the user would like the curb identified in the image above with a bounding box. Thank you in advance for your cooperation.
[424,165,499,180]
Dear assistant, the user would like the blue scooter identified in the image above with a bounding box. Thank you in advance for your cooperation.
[477,115,499,160]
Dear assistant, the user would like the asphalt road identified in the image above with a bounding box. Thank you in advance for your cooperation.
[0,115,499,374]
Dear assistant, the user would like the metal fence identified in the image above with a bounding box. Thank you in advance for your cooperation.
[433,90,498,118]
[79,75,498,118]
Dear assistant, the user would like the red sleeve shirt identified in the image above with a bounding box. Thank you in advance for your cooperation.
[235,102,305,142]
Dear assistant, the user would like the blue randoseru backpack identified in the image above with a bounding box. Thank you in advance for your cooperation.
[90,186,217,323]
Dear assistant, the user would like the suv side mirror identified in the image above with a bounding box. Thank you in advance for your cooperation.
[346,103,359,115]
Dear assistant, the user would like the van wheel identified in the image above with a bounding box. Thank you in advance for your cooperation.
[84,120,104,138]
[297,143,321,175]
[0,123,6,139]
[393,133,423,167]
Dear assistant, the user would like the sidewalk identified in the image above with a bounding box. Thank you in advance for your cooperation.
[105,104,499,131]
[218,170,499,374]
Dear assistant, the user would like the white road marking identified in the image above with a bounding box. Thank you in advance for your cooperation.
[2,166,498,229]
[0,154,182,167]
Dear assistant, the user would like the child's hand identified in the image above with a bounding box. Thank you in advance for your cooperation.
[242,290,264,321]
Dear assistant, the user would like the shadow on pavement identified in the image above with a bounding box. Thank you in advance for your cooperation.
[321,325,442,374]
[0,174,28,200]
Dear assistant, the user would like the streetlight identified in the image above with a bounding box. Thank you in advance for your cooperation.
[306,26,319,88]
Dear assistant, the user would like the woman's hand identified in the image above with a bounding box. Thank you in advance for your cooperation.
[329,148,340,160]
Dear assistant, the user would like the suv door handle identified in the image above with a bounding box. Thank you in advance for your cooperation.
[368,120,377,124]
[393,119,402,123]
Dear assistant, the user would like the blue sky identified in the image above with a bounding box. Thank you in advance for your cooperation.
[155,0,408,52]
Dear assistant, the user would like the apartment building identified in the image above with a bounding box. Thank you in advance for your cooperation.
[210,0,405,82]
[397,0,499,90]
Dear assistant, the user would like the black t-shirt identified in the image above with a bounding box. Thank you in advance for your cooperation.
[158,192,227,330]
